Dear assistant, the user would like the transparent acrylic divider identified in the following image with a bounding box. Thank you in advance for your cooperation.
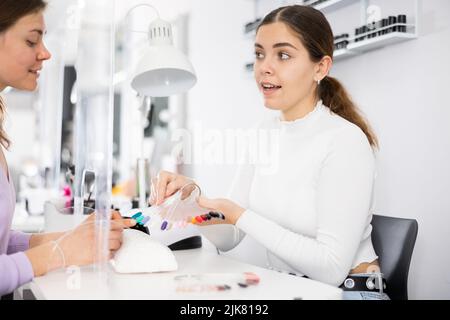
[73,0,115,277]
[44,201,94,233]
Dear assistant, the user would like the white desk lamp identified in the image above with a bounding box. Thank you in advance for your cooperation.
[111,5,200,272]
[127,4,197,208]
[129,4,197,97]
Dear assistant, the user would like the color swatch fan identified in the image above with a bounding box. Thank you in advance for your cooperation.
[139,184,208,231]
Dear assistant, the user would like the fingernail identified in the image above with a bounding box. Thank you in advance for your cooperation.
[128,220,136,227]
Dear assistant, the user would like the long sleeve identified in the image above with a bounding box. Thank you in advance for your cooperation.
[0,151,34,295]
[8,230,32,254]
[0,252,34,295]
[199,163,254,252]
[0,231,33,295]
[235,126,375,286]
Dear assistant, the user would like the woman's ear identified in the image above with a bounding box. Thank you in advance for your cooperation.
[314,55,333,82]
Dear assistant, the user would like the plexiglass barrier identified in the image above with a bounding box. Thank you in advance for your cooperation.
[73,0,115,275]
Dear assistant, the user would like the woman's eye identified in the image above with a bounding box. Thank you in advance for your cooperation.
[27,40,37,47]
[255,52,264,59]
[279,52,290,60]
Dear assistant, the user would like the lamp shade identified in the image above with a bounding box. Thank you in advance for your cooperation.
[131,18,197,97]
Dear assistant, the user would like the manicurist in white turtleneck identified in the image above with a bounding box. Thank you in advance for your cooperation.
[151,5,390,300]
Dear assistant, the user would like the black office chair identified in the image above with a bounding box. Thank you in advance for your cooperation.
[371,214,418,300]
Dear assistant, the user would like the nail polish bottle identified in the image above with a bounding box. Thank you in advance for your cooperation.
[361,25,367,41]
[388,16,397,33]
[376,19,384,37]
[382,18,389,35]
[397,14,407,32]
[377,20,382,37]
[342,33,349,49]
[371,21,377,38]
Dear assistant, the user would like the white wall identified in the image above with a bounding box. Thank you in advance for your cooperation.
[185,0,450,299]
[186,0,269,195]
[3,93,39,174]
[328,0,450,300]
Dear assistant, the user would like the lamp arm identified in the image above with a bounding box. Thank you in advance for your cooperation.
[124,3,161,34]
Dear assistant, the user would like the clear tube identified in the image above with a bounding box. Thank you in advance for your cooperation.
[73,0,115,275]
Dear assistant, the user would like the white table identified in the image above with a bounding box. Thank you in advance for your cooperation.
[24,248,342,300]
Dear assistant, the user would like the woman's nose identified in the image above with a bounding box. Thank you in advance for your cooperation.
[258,59,274,76]
[38,43,52,61]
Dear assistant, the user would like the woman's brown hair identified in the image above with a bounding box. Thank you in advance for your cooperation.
[0,96,10,149]
[257,5,378,149]
[0,0,47,149]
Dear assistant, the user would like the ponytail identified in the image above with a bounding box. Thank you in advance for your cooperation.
[0,96,11,150]
[319,76,378,149]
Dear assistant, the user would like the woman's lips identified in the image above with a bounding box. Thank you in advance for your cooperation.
[261,83,282,97]
[262,87,280,96]
[29,70,40,78]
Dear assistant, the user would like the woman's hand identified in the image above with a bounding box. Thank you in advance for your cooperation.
[150,171,246,225]
[26,211,136,276]
[58,211,136,266]
[196,197,246,226]
[150,170,196,205]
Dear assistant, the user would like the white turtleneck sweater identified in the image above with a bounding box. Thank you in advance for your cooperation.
[200,100,378,287]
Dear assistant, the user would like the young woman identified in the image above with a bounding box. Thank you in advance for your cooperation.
[152,5,389,300]
[0,0,134,297]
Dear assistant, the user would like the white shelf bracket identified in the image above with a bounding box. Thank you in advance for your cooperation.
[360,0,369,25]
[415,0,421,37]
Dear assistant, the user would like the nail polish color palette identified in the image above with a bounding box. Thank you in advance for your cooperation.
[127,184,227,233]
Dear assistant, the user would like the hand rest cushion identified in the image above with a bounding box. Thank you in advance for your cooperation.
[111,229,178,273]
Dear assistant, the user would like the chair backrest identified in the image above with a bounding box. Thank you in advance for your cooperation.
[371,214,418,300]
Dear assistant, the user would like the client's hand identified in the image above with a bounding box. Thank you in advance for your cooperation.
[57,211,136,267]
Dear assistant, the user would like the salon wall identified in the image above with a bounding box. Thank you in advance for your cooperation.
[185,0,450,299]
[326,0,450,300]
[2,92,38,177]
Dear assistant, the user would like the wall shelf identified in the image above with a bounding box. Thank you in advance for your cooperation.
[306,0,360,14]
[335,31,417,61]
[348,31,416,52]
